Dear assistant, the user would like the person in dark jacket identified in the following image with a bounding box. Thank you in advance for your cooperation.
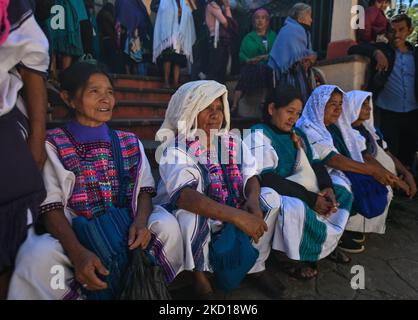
[348,14,418,169]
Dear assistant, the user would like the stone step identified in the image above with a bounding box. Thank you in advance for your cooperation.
[114,87,174,103]
[50,101,169,120]
[111,74,190,89]
[111,74,165,89]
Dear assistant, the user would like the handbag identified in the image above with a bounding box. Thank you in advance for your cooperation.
[208,138,259,292]
[119,248,172,300]
[344,172,388,219]
[72,129,132,300]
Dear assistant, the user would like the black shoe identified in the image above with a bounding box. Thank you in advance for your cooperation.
[339,234,365,254]
[250,271,285,299]
[345,231,365,244]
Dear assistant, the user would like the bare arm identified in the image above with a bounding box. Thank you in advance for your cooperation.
[326,153,372,175]
[387,151,417,198]
[326,153,397,186]
[177,187,267,243]
[42,210,108,290]
[128,192,153,250]
[18,67,47,171]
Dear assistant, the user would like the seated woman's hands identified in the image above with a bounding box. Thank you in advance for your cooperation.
[401,172,417,199]
[232,209,267,244]
[370,164,399,186]
[71,247,109,291]
[128,218,152,250]
[314,194,334,217]
[320,188,339,213]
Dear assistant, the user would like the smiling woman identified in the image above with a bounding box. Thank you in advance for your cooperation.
[59,63,115,127]
[7,62,184,300]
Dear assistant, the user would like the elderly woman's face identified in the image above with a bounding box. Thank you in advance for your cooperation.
[254,11,269,31]
[71,73,115,127]
[357,97,372,122]
[197,97,224,136]
[323,92,343,126]
[298,9,313,27]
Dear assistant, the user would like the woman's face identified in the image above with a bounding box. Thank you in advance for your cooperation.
[197,97,224,137]
[269,99,303,132]
[71,73,115,127]
[254,11,270,32]
[298,9,313,27]
[323,92,343,126]
[357,97,372,122]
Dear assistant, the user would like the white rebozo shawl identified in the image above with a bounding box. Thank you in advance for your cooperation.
[156,80,231,146]
[296,85,366,163]
[346,90,396,174]
[152,0,196,63]
[346,90,382,145]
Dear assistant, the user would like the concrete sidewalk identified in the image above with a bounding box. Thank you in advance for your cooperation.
[170,196,418,300]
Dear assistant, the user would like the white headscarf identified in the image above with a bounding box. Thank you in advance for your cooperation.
[152,0,196,63]
[346,90,381,142]
[156,80,230,145]
[296,85,366,162]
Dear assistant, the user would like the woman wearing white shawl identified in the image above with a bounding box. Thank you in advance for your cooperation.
[153,0,196,88]
[296,85,397,251]
[347,90,416,198]
[153,80,284,298]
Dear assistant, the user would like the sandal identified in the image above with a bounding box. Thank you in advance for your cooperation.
[327,248,351,264]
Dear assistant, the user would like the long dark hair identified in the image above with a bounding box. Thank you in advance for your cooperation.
[262,86,304,123]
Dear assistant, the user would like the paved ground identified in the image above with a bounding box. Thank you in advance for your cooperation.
[169,195,418,300]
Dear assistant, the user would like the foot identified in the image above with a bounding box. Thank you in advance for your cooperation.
[345,231,365,244]
[283,262,318,280]
[249,271,285,298]
[338,234,365,254]
[194,271,214,299]
[327,247,351,264]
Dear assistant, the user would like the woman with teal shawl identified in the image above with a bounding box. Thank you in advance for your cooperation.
[231,8,276,113]
[48,0,86,80]
[244,86,353,280]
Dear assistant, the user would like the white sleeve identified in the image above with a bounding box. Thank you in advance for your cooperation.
[311,141,339,162]
[4,16,50,74]
[131,139,156,215]
[243,130,279,174]
[158,146,204,205]
[39,141,76,222]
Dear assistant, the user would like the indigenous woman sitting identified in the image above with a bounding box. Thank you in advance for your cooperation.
[347,90,416,199]
[297,85,398,253]
[7,63,183,300]
[153,80,284,299]
[244,86,352,280]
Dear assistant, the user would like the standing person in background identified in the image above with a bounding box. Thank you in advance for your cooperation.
[357,0,389,44]
[116,0,153,75]
[49,0,86,80]
[349,14,418,170]
[97,3,121,73]
[268,3,317,103]
[153,0,196,88]
[205,0,238,84]
[0,0,48,299]
[231,8,276,115]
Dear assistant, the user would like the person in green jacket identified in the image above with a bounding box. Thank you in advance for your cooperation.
[231,8,276,114]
